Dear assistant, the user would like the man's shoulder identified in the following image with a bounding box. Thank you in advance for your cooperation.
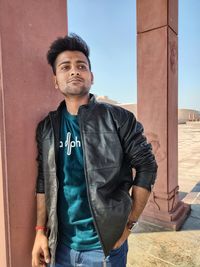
[37,113,51,127]
[36,103,60,138]
[94,101,135,124]
[36,114,51,139]
[37,100,64,128]
[95,101,130,113]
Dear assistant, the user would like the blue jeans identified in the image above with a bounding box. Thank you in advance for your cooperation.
[50,240,128,267]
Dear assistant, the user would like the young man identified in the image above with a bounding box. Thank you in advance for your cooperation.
[32,34,157,267]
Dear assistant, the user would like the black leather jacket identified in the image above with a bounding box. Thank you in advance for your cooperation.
[35,94,157,266]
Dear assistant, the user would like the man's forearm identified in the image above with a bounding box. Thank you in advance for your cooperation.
[32,193,50,266]
[36,193,47,228]
[128,185,151,221]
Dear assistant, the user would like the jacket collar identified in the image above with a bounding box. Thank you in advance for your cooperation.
[56,93,97,113]
[49,93,97,169]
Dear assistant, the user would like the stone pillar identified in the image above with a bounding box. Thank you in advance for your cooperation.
[137,0,190,230]
[0,1,67,266]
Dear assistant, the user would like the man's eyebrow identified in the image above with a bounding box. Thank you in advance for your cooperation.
[57,61,70,67]
[76,60,88,65]
[57,60,88,67]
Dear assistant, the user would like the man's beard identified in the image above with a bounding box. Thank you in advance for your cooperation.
[60,85,90,97]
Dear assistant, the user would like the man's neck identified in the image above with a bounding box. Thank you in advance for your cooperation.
[64,94,90,115]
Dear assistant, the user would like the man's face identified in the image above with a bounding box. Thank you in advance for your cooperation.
[54,50,93,97]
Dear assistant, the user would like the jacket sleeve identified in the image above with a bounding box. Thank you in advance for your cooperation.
[35,121,45,194]
[119,113,158,191]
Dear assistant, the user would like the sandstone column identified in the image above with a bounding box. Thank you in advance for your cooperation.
[137,0,190,229]
[0,1,67,266]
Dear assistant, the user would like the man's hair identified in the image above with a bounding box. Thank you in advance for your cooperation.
[47,33,91,74]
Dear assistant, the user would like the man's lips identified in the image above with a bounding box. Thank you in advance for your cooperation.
[68,78,83,83]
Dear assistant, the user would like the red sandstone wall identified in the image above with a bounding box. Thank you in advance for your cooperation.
[0,1,67,266]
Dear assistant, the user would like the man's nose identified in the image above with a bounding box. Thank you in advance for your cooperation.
[70,67,80,76]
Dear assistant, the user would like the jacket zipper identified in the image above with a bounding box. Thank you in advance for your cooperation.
[78,107,107,257]
[50,104,107,262]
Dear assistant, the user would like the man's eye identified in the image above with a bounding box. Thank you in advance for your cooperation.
[78,65,87,70]
[61,65,69,70]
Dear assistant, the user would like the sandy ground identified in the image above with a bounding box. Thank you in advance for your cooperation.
[127,122,200,267]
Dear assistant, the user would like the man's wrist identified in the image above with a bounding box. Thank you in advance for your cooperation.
[126,219,138,233]
[35,225,47,235]
[35,225,46,231]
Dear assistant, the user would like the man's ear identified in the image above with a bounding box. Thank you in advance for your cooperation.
[91,72,94,84]
[54,75,59,89]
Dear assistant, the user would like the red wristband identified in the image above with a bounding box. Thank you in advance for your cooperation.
[35,226,47,231]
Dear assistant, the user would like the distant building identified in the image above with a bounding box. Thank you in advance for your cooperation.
[96,95,200,124]
[95,95,119,105]
[178,109,200,124]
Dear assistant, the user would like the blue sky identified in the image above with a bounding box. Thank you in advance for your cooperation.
[68,0,200,110]
[179,0,200,110]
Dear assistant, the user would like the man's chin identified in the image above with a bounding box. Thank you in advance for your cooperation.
[62,89,90,97]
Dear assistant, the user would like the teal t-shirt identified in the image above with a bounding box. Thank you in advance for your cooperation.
[57,105,101,250]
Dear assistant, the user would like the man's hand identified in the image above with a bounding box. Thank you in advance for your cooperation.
[32,231,50,267]
[112,225,131,250]
[112,185,151,250]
